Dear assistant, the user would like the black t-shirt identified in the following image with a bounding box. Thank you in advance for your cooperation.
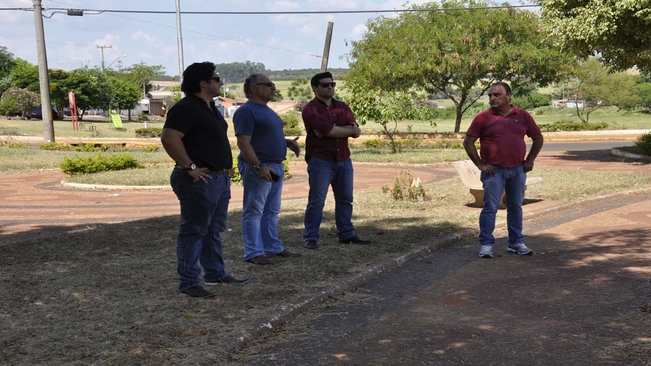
[163,94,232,170]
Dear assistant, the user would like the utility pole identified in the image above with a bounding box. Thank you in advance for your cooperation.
[97,45,112,71]
[175,0,185,93]
[32,0,54,142]
[320,22,334,72]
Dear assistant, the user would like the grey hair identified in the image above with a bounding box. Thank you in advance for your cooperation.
[243,73,265,98]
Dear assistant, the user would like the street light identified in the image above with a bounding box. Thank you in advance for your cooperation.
[105,55,127,70]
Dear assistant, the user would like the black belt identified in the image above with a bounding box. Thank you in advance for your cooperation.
[175,166,229,174]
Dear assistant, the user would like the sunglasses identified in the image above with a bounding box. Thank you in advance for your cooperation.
[209,76,220,83]
[319,82,336,88]
[256,82,275,87]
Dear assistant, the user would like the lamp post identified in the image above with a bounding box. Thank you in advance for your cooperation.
[105,55,127,70]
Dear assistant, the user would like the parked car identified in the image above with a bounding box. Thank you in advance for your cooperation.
[29,107,60,120]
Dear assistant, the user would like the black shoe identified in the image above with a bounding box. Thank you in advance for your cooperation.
[303,240,318,249]
[246,255,275,265]
[338,236,371,244]
[204,275,250,285]
[180,285,216,298]
[275,249,302,258]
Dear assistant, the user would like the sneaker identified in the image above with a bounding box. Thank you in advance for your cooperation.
[204,275,250,286]
[507,243,533,255]
[479,245,494,258]
[180,285,216,298]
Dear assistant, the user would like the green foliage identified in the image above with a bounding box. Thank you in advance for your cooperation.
[567,58,640,122]
[74,143,114,152]
[9,58,39,92]
[142,145,161,153]
[40,142,74,151]
[60,153,144,176]
[108,77,141,110]
[382,170,428,201]
[135,127,162,138]
[512,93,551,110]
[0,87,39,116]
[635,132,651,155]
[287,78,313,105]
[1,141,27,149]
[122,62,166,97]
[346,0,575,132]
[540,0,651,73]
[137,114,150,122]
[279,111,303,136]
[538,121,609,132]
[0,46,14,80]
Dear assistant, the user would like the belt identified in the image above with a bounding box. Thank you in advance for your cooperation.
[175,166,229,174]
[205,169,229,175]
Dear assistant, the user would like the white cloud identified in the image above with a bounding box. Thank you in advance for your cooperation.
[132,30,158,44]
[350,24,367,38]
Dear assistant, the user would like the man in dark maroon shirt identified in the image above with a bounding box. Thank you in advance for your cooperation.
[463,81,544,259]
[301,71,370,249]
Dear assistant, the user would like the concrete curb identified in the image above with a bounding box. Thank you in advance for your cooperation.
[60,181,171,191]
[611,147,651,161]
[228,185,651,351]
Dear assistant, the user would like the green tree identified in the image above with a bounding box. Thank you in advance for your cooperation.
[63,68,110,120]
[343,88,436,153]
[108,77,141,119]
[540,0,651,72]
[0,46,15,94]
[49,69,71,113]
[9,58,39,93]
[123,62,166,98]
[568,58,639,122]
[287,78,313,105]
[0,87,39,117]
[345,0,574,132]
[634,75,651,112]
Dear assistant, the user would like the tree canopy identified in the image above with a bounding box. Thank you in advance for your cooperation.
[345,0,574,132]
[540,0,651,73]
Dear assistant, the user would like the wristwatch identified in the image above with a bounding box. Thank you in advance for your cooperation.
[184,163,197,171]
[252,164,262,171]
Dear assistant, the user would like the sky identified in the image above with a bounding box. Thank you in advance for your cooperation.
[0,0,444,77]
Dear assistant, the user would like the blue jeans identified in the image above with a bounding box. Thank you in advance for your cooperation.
[238,158,285,260]
[479,166,526,246]
[170,168,231,292]
[303,157,355,241]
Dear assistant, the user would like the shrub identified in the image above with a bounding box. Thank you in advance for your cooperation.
[538,121,609,132]
[0,87,39,117]
[142,144,162,153]
[512,93,551,110]
[60,154,144,176]
[135,127,163,138]
[1,141,27,149]
[280,111,303,136]
[40,142,74,151]
[635,132,651,155]
[137,114,150,122]
[382,170,428,201]
[74,143,113,152]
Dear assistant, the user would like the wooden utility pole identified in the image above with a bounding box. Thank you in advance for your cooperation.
[320,22,334,72]
[97,45,112,71]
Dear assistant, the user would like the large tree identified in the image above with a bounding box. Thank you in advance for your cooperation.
[122,62,166,98]
[540,0,651,73]
[345,0,574,132]
[0,46,15,94]
[567,57,639,122]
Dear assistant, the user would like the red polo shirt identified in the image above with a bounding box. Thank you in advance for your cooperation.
[302,97,357,162]
[466,106,542,168]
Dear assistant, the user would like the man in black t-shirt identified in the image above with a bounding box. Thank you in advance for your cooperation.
[161,62,249,298]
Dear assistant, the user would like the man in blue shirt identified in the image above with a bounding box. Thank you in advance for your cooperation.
[233,73,302,265]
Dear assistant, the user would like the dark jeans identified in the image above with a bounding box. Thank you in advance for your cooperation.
[170,168,231,291]
[303,157,356,241]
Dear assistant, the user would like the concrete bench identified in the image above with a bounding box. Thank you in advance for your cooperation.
[452,160,543,208]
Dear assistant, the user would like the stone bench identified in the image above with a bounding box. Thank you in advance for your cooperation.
[452,160,543,208]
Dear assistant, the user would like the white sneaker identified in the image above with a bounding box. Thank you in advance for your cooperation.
[507,243,533,255]
[479,245,494,258]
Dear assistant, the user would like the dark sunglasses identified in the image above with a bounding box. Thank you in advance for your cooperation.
[319,82,336,88]
[256,82,275,87]
[209,76,220,83]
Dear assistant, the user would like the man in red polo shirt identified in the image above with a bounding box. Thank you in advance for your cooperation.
[462,81,544,259]
[301,71,370,249]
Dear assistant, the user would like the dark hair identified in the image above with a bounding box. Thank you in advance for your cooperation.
[310,71,333,87]
[491,81,512,95]
[181,62,216,94]
[243,73,265,98]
